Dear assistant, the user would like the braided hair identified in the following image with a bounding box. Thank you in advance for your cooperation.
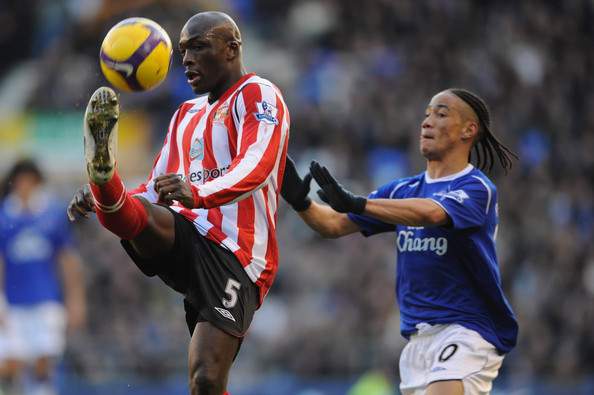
[448,88,518,174]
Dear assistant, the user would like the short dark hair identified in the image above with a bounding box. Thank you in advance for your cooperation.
[448,88,518,174]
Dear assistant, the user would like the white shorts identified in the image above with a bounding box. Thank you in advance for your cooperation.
[399,323,505,395]
[0,302,67,362]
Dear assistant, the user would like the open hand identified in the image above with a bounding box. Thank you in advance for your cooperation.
[309,161,366,215]
[67,184,96,221]
[280,155,313,211]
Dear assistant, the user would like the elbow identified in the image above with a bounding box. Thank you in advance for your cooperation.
[315,222,348,239]
[423,206,451,227]
[317,229,342,239]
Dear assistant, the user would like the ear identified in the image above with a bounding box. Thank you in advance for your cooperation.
[462,121,479,142]
[226,41,240,61]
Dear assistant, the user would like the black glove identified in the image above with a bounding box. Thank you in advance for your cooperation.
[281,155,313,211]
[310,160,366,215]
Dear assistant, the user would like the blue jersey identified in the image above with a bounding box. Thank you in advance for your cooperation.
[0,193,75,306]
[348,165,518,353]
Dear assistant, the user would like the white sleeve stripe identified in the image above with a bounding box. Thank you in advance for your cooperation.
[388,181,409,199]
[472,175,492,214]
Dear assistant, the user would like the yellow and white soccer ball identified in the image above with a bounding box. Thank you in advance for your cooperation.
[100,17,173,92]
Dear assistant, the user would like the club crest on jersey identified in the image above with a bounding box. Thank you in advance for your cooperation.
[254,101,279,125]
[211,104,229,123]
[434,189,469,204]
[189,138,204,161]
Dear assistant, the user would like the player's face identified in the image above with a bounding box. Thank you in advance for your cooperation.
[420,92,468,161]
[13,172,41,202]
[179,20,232,99]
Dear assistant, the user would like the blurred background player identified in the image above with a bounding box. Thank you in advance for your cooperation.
[67,11,289,395]
[282,88,518,395]
[0,159,86,395]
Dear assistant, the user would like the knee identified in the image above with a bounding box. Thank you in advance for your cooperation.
[189,362,225,395]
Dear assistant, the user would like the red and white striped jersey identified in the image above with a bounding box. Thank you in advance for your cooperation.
[130,73,289,304]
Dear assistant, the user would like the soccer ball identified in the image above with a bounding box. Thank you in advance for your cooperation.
[100,17,173,92]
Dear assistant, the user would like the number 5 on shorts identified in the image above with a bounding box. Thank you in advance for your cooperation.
[222,278,241,308]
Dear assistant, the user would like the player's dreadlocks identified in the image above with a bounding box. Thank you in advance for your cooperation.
[448,88,518,174]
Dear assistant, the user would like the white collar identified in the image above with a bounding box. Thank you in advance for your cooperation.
[424,164,474,183]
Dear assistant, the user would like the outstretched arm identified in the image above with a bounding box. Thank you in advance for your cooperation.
[364,198,451,227]
[310,161,451,227]
[297,201,362,239]
[281,156,361,238]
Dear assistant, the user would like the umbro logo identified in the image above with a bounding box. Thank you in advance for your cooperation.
[215,307,236,322]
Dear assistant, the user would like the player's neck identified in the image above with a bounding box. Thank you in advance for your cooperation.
[426,158,470,179]
[208,69,247,104]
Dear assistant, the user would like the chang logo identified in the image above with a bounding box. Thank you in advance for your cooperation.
[397,230,448,256]
[7,229,52,262]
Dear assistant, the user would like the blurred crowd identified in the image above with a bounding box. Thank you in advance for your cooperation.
[1,0,594,390]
